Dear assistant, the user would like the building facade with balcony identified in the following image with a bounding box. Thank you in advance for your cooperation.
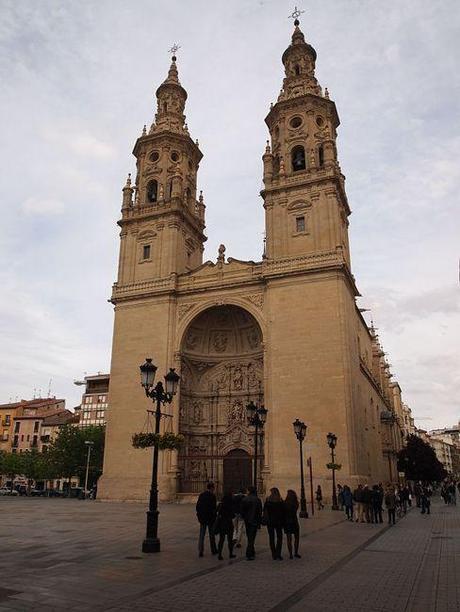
[11,399,65,454]
[78,374,109,428]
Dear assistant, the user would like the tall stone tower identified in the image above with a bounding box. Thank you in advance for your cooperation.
[118,53,206,286]
[100,20,401,503]
[262,19,350,268]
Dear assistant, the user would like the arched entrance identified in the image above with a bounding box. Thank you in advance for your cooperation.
[178,305,264,495]
[223,449,252,493]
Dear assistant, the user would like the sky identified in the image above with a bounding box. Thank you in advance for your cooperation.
[0,0,459,428]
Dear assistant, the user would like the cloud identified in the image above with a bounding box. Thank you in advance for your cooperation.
[0,0,459,429]
[22,196,64,215]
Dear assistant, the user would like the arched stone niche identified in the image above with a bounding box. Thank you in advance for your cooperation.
[178,305,264,494]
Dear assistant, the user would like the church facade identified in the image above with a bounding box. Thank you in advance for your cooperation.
[99,20,408,502]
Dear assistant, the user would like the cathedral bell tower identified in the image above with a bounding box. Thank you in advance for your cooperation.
[261,18,351,268]
[117,53,206,285]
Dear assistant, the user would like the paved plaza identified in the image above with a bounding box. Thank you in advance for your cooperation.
[0,497,458,611]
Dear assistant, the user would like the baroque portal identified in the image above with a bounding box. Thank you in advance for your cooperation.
[178,305,264,494]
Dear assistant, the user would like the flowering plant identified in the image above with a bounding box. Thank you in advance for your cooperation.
[326,462,342,470]
[132,432,184,450]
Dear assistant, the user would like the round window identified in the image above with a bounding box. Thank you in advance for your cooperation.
[171,151,180,162]
[149,150,159,162]
[316,116,324,127]
[289,116,302,129]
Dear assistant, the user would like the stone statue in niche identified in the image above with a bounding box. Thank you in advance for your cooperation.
[185,330,199,351]
[247,363,259,388]
[228,400,245,425]
[192,402,203,424]
[213,331,228,353]
[233,366,244,391]
[247,328,260,350]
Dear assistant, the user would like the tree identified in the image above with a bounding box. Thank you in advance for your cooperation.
[48,425,105,491]
[0,452,24,490]
[397,434,447,482]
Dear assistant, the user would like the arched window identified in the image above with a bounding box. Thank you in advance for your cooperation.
[318,144,324,167]
[294,64,300,76]
[146,180,158,204]
[291,145,306,172]
[166,180,173,200]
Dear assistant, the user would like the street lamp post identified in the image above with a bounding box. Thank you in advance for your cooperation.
[293,419,308,518]
[139,358,180,553]
[246,401,268,492]
[326,432,339,510]
[84,440,94,498]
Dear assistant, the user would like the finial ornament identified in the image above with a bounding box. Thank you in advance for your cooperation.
[289,5,304,25]
[142,124,147,136]
[217,244,226,264]
[168,43,181,61]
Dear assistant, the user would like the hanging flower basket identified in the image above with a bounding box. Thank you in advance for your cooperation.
[132,432,185,450]
[326,462,342,470]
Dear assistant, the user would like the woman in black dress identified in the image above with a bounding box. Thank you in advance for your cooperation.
[284,489,301,559]
[216,489,236,560]
[263,487,286,560]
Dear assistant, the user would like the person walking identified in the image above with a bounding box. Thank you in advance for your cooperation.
[240,486,262,561]
[371,484,383,524]
[342,485,354,520]
[263,487,286,560]
[315,485,324,510]
[353,484,365,523]
[362,484,372,523]
[337,484,344,511]
[216,489,236,560]
[284,490,301,559]
[421,484,432,515]
[385,486,397,526]
[232,488,246,549]
[196,482,218,557]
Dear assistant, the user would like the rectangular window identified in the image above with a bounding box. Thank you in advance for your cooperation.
[143,244,151,260]
[296,216,306,233]
[5,415,10,425]
[96,410,104,419]
[21,435,24,442]
[2,430,8,441]
[14,422,20,433]
[34,421,39,433]
[26,435,30,442]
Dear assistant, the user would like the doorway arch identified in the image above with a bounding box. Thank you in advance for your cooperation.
[223,449,252,493]
[178,305,264,495]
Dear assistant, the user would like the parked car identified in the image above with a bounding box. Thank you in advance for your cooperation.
[47,489,63,498]
[30,488,46,497]
[0,486,19,496]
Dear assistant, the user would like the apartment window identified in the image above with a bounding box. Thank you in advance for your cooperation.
[26,435,30,442]
[14,422,20,433]
[295,216,306,233]
[2,430,8,441]
[96,410,104,419]
[4,415,10,425]
[21,435,24,442]
[143,244,151,260]
[34,421,39,433]
[32,435,38,447]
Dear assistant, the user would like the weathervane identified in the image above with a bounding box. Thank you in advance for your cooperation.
[289,6,305,24]
[168,43,181,60]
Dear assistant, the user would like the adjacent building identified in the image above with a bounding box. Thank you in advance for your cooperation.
[78,374,110,427]
[11,399,66,453]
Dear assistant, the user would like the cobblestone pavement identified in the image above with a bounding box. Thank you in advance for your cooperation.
[0,497,458,611]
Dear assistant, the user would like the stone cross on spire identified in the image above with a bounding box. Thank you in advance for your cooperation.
[168,43,181,61]
[289,5,305,26]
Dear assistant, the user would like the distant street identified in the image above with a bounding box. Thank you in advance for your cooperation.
[0,497,458,611]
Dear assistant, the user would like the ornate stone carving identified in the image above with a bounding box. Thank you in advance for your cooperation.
[178,302,195,321]
[247,294,264,309]
[227,399,245,425]
[212,331,229,353]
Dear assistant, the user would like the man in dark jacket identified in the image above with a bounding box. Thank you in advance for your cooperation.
[240,486,262,560]
[196,482,218,557]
